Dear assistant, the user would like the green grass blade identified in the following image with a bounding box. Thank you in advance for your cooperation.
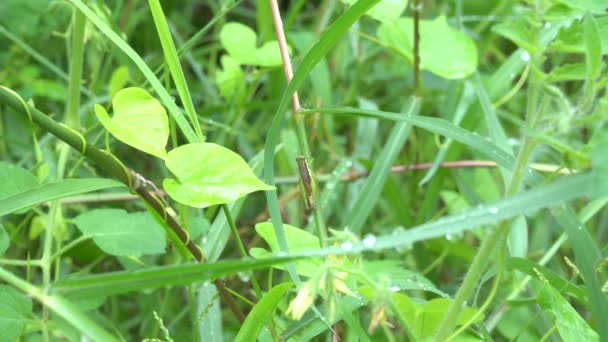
[551,206,608,340]
[0,178,124,217]
[52,256,303,298]
[273,172,597,257]
[344,98,420,233]
[235,283,294,342]
[263,0,381,276]
[68,0,199,143]
[420,82,475,185]
[305,106,517,169]
[148,0,203,137]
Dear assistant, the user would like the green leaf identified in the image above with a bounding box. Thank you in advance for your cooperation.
[535,279,600,341]
[583,13,602,79]
[377,16,478,79]
[0,161,38,210]
[95,87,169,159]
[220,22,282,66]
[0,285,32,342]
[216,55,245,100]
[548,63,587,81]
[0,224,8,256]
[492,19,539,53]
[235,283,294,342]
[552,17,608,55]
[339,0,408,22]
[163,143,274,208]
[69,0,199,143]
[391,294,482,339]
[556,0,608,14]
[250,222,321,277]
[0,178,124,217]
[74,209,166,257]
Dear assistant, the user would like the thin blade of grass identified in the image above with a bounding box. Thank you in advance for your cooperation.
[419,82,475,185]
[148,0,203,137]
[52,255,304,298]
[551,205,608,340]
[0,178,124,217]
[344,98,420,234]
[235,283,294,342]
[267,171,600,257]
[304,106,516,169]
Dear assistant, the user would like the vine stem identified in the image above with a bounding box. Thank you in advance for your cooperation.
[0,84,249,324]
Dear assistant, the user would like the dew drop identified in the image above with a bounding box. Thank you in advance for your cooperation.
[521,51,530,62]
[488,207,499,214]
[202,237,208,244]
[341,241,353,251]
[390,285,400,292]
[544,22,551,28]
[362,234,377,248]
[445,233,455,241]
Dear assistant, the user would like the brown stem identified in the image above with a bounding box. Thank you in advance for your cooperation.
[270,0,300,114]
[412,0,421,93]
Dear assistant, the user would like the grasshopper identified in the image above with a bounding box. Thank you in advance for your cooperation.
[296,155,315,209]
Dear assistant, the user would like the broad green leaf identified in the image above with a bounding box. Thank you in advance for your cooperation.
[552,17,608,55]
[377,16,478,79]
[52,255,304,298]
[492,19,539,53]
[548,63,587,81]
[250,222,321,277]
[74,209,166,257]
[339,0,408,22]
[95,87,169,159]
[0,161,38,206]
[163,143,274,208]
[535,279,599,341]
[219,22,282,66]
[556,0,608,14]
[0,178,124,217]
[390,293,482,340]
[235,283,294,342]
[0,224,8,256]
[583,13,602,79]
[0,285,32,342]
[216,55,245,100]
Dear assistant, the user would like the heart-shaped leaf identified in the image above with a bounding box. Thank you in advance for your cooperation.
[377,16,478,79]
[163,143,274,208]
[95,87,169,159]
[219,22,283,66]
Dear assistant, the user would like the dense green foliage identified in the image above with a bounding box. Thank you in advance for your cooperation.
[0,0,607,341]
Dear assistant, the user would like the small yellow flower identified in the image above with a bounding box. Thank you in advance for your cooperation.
[286,281,316,320]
